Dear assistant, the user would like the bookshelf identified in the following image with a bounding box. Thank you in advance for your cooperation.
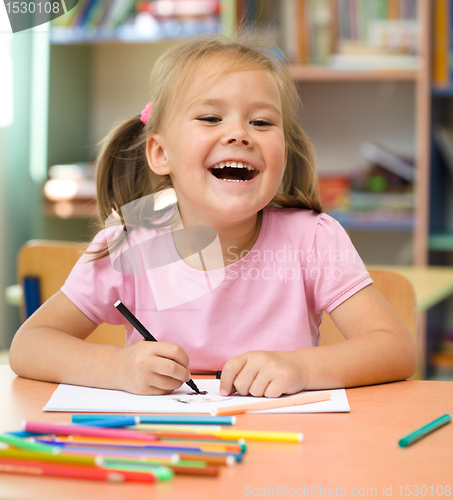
[428,0,453,378]
[40,1,432,269]
[287,1,430,267]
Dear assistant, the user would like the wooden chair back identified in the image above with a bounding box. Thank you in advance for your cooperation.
[17,240,125,346]
[320,269,417,345]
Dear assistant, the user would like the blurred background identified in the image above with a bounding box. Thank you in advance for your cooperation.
[0,0,452,379]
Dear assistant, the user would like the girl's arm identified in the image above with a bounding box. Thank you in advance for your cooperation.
[297,284,418,388]
[9,291,192,395]
[219,285,418,397]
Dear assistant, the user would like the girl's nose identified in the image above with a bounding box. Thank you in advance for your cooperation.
[228,137,249,146]
[222,124,252,147]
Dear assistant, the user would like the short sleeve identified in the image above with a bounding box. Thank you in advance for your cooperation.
[305,213,373,314]
[60,227,130,326]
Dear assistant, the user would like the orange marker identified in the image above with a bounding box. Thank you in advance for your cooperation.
[211,391,331,416]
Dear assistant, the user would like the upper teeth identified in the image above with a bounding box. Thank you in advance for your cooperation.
[211,161,254,171]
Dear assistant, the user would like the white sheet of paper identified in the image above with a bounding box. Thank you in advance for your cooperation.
[43,380,350,414]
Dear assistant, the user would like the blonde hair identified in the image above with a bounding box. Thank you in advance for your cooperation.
[95,34,322,252]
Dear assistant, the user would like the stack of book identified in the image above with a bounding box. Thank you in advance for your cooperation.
[318,141,414,229]
[51,0,221,43]
[317,174,351,212]
[432,0,453,88]
[249,0,419,68]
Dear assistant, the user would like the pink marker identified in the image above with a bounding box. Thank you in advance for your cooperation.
[22,421,158,442]
[211,391,332,416]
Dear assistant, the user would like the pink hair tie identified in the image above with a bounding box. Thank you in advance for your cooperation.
[140,102,153,124]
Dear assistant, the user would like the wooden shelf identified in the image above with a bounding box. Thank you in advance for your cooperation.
[288,65,420,82]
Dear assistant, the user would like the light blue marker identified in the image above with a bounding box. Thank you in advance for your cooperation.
[71,414,236,426]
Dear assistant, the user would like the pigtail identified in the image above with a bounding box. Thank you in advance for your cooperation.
[95,116,152,222]
[273,117,323,213]
[88,115,174,260]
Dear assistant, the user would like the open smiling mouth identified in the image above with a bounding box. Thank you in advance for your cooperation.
[209,161,257,182]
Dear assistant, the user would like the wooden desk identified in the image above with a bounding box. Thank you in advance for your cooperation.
[0,366,452,500]
[369,266,453,312]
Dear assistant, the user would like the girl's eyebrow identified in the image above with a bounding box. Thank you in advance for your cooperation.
[190,98,281,115]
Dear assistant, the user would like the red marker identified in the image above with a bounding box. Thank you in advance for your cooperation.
[0,457,156,482]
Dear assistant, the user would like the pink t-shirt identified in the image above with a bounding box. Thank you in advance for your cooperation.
[61,208,372,373]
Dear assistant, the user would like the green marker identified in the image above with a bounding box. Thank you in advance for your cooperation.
[102,458,174,481]
[399,414,452,448]
[0,433,60,454]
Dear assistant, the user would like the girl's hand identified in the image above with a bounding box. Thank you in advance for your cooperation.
[114,340,192,395]
[219,350,307,398]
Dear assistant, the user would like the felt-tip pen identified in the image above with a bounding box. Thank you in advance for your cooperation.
[114,300,202,395]
[398,414,451,447]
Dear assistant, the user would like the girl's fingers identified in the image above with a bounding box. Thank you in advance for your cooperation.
[220,351,301,398]
[146,371,186,393]
[120,341,192,394]
[221,354,269,396]
[152,355,191,383]
[247,372,274,398]
[151,342,190,368]
[263,379,287,399]
[230,364,261,396]
[219,355,247,395]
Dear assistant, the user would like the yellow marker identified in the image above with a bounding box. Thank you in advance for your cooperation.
[192,429,303,443]
[0,448,101,467]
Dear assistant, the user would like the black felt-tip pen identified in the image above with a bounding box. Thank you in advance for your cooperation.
[114,300,202,395]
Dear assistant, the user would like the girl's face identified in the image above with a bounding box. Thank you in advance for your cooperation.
[147,65,286,228]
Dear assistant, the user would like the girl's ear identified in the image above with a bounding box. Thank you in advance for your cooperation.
[146,134,172,176]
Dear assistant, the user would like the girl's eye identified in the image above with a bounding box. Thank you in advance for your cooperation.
[251,119,273,127]
[198,116,221,123]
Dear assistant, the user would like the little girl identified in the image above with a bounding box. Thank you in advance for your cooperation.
[9,34,417,398]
